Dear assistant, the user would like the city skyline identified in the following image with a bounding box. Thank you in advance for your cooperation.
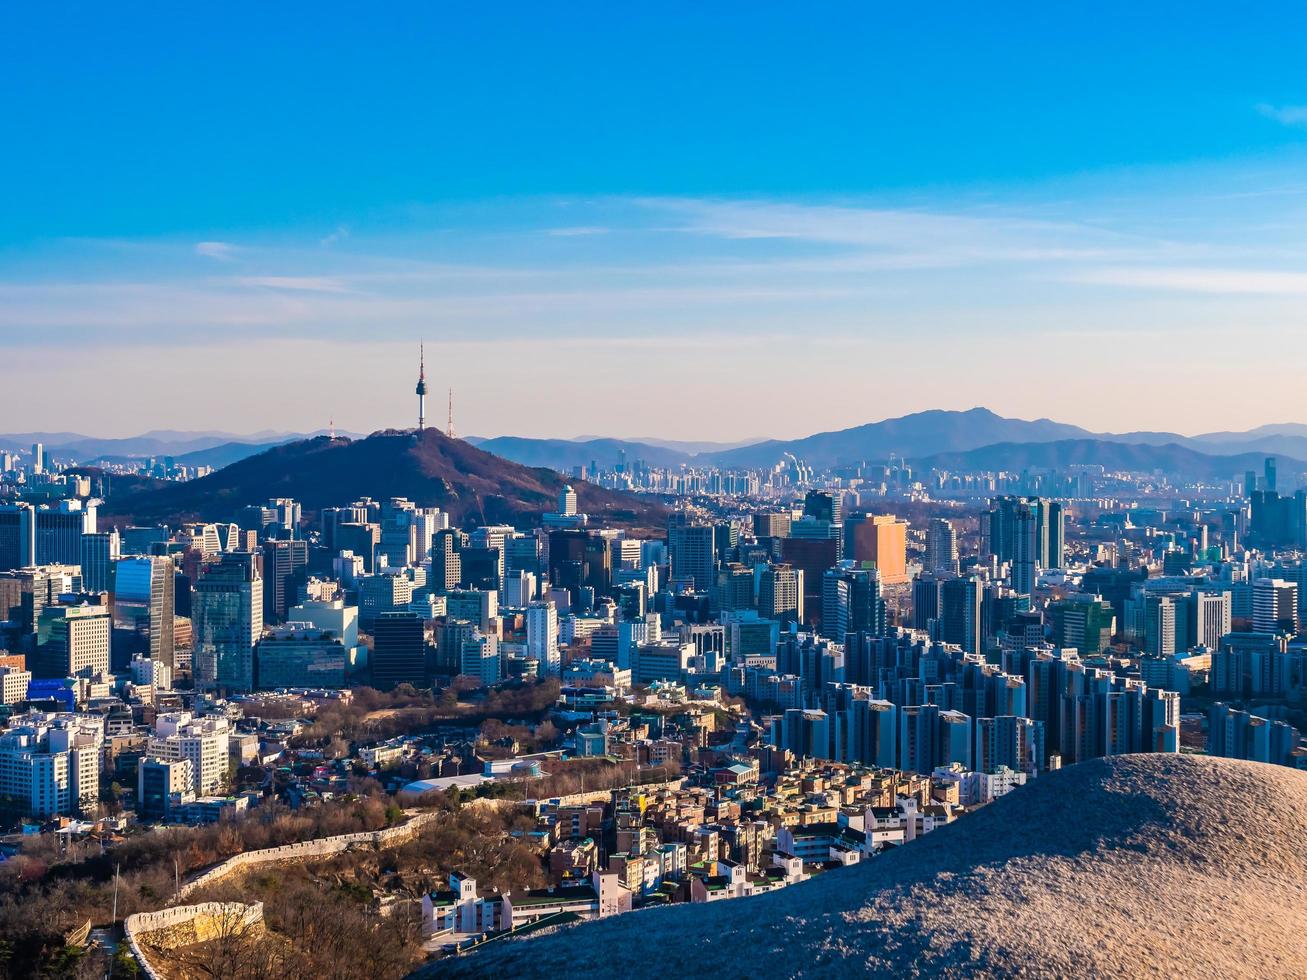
[7,6,1307,437]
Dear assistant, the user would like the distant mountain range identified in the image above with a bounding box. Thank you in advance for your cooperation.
[915,439,1299,479]
[466,408,1307,476]
[94,429,667,531]
[11,409,1307,480]
[467,436,696,470]
[0,428,365,467]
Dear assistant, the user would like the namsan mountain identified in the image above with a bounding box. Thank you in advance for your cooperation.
[450,755,1307,979]
[94,428,668,532]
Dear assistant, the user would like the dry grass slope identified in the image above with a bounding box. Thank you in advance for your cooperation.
[449,755,1307,979]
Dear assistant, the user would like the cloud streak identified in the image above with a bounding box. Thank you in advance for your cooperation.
[1064,265,1307,294]
[1256,103,1307,129]
[195,241,238,260]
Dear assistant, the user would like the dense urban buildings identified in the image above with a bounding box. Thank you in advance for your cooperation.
[2,396,1307,975]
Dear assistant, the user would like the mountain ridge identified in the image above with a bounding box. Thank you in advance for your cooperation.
[449,755,1307,979]
[95,429,667,532]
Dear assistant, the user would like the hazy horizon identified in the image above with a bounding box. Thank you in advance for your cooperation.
[8,404,1307,449]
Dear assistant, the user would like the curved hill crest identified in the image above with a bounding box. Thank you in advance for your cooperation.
[452,755,1307,978]
[97,428,667,532]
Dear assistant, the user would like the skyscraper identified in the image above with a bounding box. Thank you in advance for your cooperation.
[821,563,886,642]
[667,520,717,591]
[803,490,842,525]
[80,529,121,594]
[192,552,262,691]
[526,600,560,676]
[430,528,466,593]
[757,564,803,627]
[0,504,35,571]
[912,573,944,632]
[940,575,982,654]
[847,515,909,584]
[1252,578,1299,635]
[112,556,175,669]
[925,518,960,577]
[262,539,308,623]
[372,611,427,689]
[988,496,1064,594]
[35,599,111,678]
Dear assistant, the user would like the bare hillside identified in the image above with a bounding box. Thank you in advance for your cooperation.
[451,755,1307,978]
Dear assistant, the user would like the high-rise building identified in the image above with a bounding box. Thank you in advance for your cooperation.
[1190,590,1232,650]
[847,515,909,585]
[192,552,262,691]
[558,485,578,517]
[80,529,121,593]
[668,521,717,591]
[0,565,81,635]
[372,611,427,689]
[113,556,175,668]
[265,498,302,539]
[148,712,229,796]
[287,597,359,656]
[262,539,308,623]
[925,518,960,577]
[976,715,1043,774]
[548,529,612,607]
[820,563,886,642]
[940,576,982,654]
[32,501,96,566]
[0,504,35,571]
[898,703,940,774]
[911,573,944,633]
[430,528,466,593]
[1252,578,1299,635]
[1142,595,1177,657]
[0,717,101,816]
[757,564,803,627]
[803,491,842,525]
[773,708,832,759]
[986,496,1065,593]
[526,600,560,676]
[459,630,501,685]
[256,624,348,689]
[779,533,838,624]
[34,599,111,678]
[1048,595,1116,655]
[753,511,792,540]
[358,571,414,630]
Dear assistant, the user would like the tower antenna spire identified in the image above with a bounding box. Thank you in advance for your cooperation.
[447,387,454,439]
[415,343,428,431]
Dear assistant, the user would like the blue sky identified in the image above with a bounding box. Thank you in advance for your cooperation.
[5,4,1307,438]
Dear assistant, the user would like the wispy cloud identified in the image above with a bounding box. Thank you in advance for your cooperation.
[234,276,350,293]
[1063,265,1307,294]
[547,226,609,237]
[1256,103,1307,129]
[319,225,350,247]
[195,240,238,260]
[638,197,1155,267]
